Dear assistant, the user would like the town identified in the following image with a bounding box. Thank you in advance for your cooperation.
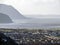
[0,28,60,45]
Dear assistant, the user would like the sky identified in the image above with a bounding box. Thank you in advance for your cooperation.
[0,0,60,18]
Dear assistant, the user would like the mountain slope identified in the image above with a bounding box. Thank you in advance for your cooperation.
[0,13,13,23]
[0,4,26,20]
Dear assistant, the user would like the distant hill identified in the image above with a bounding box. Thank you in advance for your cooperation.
[0,4,26,20]
[0,13,13,23]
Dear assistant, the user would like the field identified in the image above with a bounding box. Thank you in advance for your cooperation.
[0,28,60,45]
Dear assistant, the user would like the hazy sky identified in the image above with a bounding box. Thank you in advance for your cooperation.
[0,0,60,17]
